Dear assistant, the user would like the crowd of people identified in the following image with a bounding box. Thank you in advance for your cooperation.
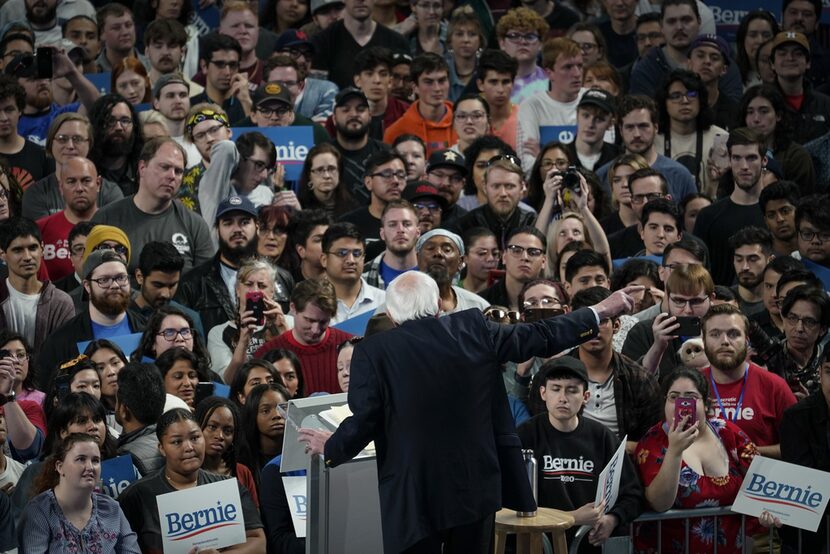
[0,0,828,551]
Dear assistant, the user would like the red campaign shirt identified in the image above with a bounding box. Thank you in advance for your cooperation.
[36,211,75,281]
[702,363,797,447]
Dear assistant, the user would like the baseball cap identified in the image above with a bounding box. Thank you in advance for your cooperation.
[403,181,447,209]
[3,52,35,78]
[252,81,293,107]
[215,194,258,223]
[152,72,187,99]
[540,357,589,387]
[335,87,369,108]
[274,29,315,54]
[310,0,344,15]
[82,249,126,280]
[426,149,467,176]
[578,87,616,114]
[771,31,810,57]
[56,39,85,64]
[688,34,731,65]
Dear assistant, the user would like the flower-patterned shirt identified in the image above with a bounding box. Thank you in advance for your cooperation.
[634,419,760,554]
[18,489,139,553]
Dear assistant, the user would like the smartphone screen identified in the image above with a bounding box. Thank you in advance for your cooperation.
[35,47,53,79]
[194,382,215,407]
[673,397,697,431]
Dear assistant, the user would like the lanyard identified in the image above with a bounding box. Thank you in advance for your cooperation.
[710,364,749,422]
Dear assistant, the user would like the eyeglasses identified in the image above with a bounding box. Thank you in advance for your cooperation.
[488,154,522,167]
[327,248,364,259]
[209,59,239,70]
[245,157,275,174]
[504,31,540,43]
[0,350,29,361]
[257,105,291,118]
[93,243,129,258]
[669,295,709,308]
[370,169,407,181]
[522,297,562,310]
[784,313,820,331]
[88,273,130,287]
[540,158,570,171]
[484,307,520,323]
[455,111,487,122]
[259,226,287,236]
[310,165,338,175]
[192,123,227,142]
[157,327,193,341]
[637,31,664,42]
[105,116,133,129]
[799,229,830,243]
[631,192,664,205]
[506,244,544,258]
[576,42,598,53]
[55,134,90,145]
[667,90,700,102]
[413,202,441,213]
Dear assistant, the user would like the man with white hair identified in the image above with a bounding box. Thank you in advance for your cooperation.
[300,272,641,554]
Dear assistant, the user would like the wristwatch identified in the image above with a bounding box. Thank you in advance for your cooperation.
[0,390,15,406]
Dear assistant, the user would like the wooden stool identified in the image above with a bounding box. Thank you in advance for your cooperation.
[493,508,575,554]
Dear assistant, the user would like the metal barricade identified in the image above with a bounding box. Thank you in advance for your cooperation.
[568,507,830,554]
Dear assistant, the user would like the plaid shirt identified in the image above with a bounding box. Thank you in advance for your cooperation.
[363,253,386,290]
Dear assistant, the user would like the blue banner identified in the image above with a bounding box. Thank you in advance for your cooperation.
[78,333,142,360]
[86,72,111,95]
[540,125,577,145]
[100,454,139,499]
[188,0,221,37]
[230,126,314,181]
[333,309,376,336]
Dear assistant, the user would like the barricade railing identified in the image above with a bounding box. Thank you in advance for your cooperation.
[567,506,830,554]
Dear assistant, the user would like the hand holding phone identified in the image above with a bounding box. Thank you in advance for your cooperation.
[246,290,265,326]
[675,316,701,337]
[673,397,698,431]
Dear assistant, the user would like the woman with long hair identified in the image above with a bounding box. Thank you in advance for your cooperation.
[256,204,294,269]
[111,58,152,105]
[84,339,128,413]
[132,305,214,377]
[297,143,356,218]
[155,347,209,410]
[262,348,303,398]
[239,383,290,488]
[229,359,280,407]
[526,141,573,212]
[118,408,265,553]
[19,433,139,552]
[735,10,779,88]
[445,6,484,100]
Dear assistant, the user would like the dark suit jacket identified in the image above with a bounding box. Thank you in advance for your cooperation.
[324,307,599,552]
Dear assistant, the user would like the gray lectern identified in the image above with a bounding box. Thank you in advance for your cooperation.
[281,394,384,554]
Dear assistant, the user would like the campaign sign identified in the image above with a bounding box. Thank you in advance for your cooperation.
[732,456,830,531]
[78,333,142,361]
[99,454,138,500]
[540,125,576,145]
[282,476,308,538]
[188,0,220,36]
[85,72,111,94]
[594,435,627,514]
[158,477,246,553]
[230,126,314,182]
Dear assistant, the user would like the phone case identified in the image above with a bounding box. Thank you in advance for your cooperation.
[674,397,697,430]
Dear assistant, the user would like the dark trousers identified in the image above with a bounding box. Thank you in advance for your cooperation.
[402,514,495,554]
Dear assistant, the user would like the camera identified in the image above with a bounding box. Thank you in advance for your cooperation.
[560,166,581,192]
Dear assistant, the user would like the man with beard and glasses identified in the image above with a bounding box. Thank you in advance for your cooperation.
[693,128,767,286]
[321,223,385,324]
[415,228,489,313]
[0,216,73,350]
[728,226,774,318]
[6,50,99,146]
[151,73,201,169]
[92,137,214,275]
[364,199,420,289]
[0,75,47,188]
[403,182,444,234]
[38,249,147,388]
[129,241,204,337]
[176,194,259,334]
[36,157,100,281]
[88,94,143,196]
[700,303,797,459]
[94,3,147,73]
[759,181,799,257]
[331,87,385,204]
[62,15,101,74]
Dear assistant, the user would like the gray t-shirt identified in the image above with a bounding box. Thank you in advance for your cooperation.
[92,197,215,273]
[22,173,124,221]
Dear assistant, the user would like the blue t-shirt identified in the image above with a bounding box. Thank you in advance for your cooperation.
[91,317,132,341]
[379,260,415,287]
[19,103,80,145]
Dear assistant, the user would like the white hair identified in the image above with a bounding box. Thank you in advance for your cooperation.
[386,272,440,323]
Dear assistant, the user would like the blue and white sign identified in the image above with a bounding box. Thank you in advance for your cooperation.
[188,0,220,36]
[732,456,830,531]
[230,126,314,181]
[85,72,111,95]
[594,435,627,513]
[540,125,576,145]
[99,454,138,500]
[158,477,246,553]
[282,476,308,538]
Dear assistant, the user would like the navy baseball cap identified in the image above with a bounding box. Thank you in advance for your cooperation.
[215,195,258,223]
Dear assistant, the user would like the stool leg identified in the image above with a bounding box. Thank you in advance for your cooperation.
[516,533,531,554]
[550,531,568,554]
[528,533,543,553]
[494,530,507,554]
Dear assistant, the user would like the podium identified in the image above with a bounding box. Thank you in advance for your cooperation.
[281,394,384,554]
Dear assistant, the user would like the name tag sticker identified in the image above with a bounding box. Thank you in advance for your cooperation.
[158,477,246,553]
[732,456,830,531]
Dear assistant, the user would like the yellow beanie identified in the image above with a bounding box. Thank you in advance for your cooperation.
[83,225,132,265]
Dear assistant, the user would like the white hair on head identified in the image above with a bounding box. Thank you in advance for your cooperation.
[386,272,440,323]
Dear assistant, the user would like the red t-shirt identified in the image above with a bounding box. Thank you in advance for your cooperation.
[36,210,75,281]
[701,363,797,447]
